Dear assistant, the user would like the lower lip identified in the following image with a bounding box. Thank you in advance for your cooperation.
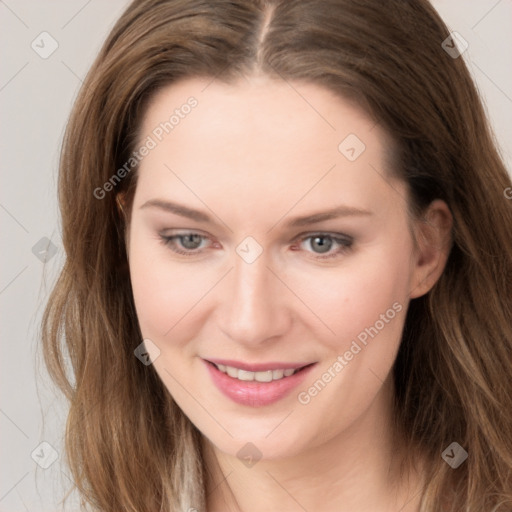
[204,360,316,407]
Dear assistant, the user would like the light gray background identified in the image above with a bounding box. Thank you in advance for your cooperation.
[1,1,511,510]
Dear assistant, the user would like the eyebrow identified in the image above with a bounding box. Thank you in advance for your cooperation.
[141,199,211,222]
[140,199,373,227]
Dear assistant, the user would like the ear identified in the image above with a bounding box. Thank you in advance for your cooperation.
[409,199,453,299]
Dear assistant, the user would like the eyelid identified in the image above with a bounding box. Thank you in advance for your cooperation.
[293,231,353,260]
[158,229,354,260]
[159,229,353,242]
[158,230,215,254]
[294,230,353,243]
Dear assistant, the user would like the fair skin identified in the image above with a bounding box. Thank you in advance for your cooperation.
[125,75,452,511]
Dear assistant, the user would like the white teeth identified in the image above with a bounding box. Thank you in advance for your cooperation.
[226,366,238,378]
[238,370,255,381]
[272,369,284,380]
[215,364,301,382]
[255,370,273,382]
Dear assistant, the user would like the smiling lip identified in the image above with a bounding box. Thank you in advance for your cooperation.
[205,358,312,372]
[203,359,317,407]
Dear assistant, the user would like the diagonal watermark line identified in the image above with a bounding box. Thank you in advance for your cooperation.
[0,62,29,92]
[0,266,29,295]
[0,0,28,28]
[163,367,234,437]
[164,163,233,233]
[61,0,92,29]
[266,471,309,511]
[200,63,231,93]
[368,162,408,204]
[0,203,29,233]
[472,61,512,105]
[164,267,234,336]
[0,409,29,439]
[266,164,336,233]
[368,367,384,384]
[61,61,83,84]
[368,117,381,133]
[205,468,235,500]
[471,0,502,29]
[265,266,336,335]
[268,63,336,131]
[397,483,425,511]
[15,486,30,512]
[60,470,74,484]
[265,410,294,438]
[0,472,29,502]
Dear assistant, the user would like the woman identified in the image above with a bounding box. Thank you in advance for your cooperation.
[42,0,512,510]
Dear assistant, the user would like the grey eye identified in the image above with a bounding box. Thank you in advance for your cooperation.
[179,234,203,250]
[309,235,333,253]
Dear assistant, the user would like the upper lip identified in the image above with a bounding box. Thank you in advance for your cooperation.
[204,358,315,372]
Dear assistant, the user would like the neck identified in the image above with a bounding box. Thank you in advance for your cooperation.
[202,375,426,512]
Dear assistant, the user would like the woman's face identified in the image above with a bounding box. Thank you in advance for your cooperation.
[126,75,441,461]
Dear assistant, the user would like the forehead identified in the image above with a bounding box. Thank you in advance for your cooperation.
[134,76,402,223]
[139,74,381,154]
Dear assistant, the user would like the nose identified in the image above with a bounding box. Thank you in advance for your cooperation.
[217,250,292,347]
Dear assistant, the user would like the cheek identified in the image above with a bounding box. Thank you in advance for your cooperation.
[288,242,413,439]
[289,238,413,356]
[128,231,211,342]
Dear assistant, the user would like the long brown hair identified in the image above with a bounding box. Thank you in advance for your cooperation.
[41,0,512,510]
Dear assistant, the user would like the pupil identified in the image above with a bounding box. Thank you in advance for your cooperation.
[312,236,332,253]
[181,234,202,249]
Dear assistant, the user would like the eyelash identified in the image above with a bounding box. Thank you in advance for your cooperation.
[158,231,353,260]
